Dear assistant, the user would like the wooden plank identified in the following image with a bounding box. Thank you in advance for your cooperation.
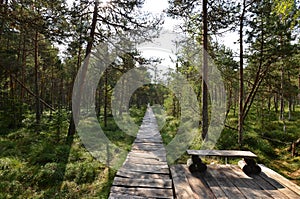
[132,143,164,147]
[258,164,300,199]
[182,165,217,199]
[112,177,172,188]
[187,150,257,158]
[121,163,170,174]
[258,172,298,199]
[208,166,247,199]
[201,167,229,199]
[170,165,201,199]
[259,164,300,195]
[123,162,169,169]
[134,139,163,143]
[116,169,170,179]
[219,165,267,199]
[131,145,165,151]
[109,193,147,199]
[126,157,167,165]
[110,186,173,198]
[241,170,290,199]
[228,165,277,199]
[130,149,167,155]
[127,153,167,162]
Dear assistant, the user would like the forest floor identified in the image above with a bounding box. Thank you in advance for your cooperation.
[0,106,299,198]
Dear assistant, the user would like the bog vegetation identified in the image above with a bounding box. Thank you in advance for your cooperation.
[0,0,299,197]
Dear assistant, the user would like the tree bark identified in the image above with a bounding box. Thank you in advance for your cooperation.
[280,63,285,121]
[34,30,41,125]
[238,0,247,146]
[202,0,209,140]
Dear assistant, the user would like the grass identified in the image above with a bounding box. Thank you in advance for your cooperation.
[0,128,114,198]
[1,104,300,198]
[0,107,145,198]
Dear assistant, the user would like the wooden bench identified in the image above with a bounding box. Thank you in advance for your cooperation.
[187,150,261,175]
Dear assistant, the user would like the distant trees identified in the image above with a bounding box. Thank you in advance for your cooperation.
[0,0,67,128]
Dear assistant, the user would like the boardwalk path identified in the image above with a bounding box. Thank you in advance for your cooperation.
[109,108,174,198]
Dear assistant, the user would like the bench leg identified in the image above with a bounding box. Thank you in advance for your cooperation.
[187,155,207,173]
[238,158,261,175]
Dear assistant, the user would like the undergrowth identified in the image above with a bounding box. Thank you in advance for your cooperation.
[0,107,145,198]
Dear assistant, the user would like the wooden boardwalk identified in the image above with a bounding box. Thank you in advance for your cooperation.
[109,108,174,198]
[171,164,300,199]
[109,107,300,199]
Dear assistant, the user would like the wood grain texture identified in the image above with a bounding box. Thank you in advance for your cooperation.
[171,164,300,199]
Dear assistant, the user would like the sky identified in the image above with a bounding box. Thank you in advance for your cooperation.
[65,0,239,51]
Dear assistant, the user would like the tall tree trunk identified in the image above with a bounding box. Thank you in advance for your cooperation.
[96,84,101,118]
[118,77,125,116]
[34,30,41,125]
[238,0,247,146]
[67,1,98,138]
[104,70,108,127]
[202,0,209,140]
[21,33,26,101]
[274,93,279,112]
[288,98,292,120]
[280,64,284,121]
[298,72,300,104]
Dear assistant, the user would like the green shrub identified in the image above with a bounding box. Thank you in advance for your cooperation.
[244,134,276,159]
[34,162,64,187]
[216,129,239,150]
[65,162,97,184]
[29,142,71,165]
[75,163,96,184]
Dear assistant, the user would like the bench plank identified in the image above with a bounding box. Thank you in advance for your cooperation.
[187,150,257,158]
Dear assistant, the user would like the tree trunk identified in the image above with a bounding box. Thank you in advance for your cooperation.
[34,30,41,126]
[202,0,209,140]
[274,93,279,112]
[104,70,108,127]
[288,98,292,120]
[67,1,98,138]
[280,63,284,121]
[298,73,300,104]
[238,0,247,146]
[96,85,101,118]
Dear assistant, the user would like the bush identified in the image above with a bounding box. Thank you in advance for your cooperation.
[216,129,239,150]
[244,134,276,159]
[65,162,97,184]
[34,162,64,187]
[29,142,70,165]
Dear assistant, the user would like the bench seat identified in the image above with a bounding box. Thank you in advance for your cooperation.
[187,150,257,158]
